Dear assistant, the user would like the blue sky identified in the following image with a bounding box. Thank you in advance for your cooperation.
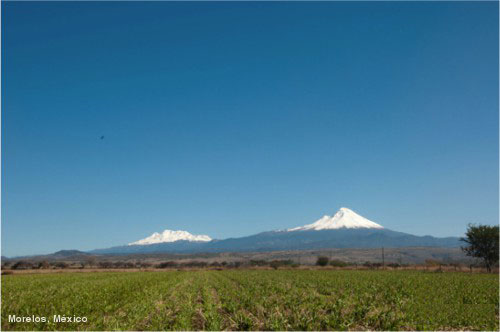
[2,2,498,257]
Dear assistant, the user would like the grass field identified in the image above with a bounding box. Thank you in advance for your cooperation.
[2,270,498,331]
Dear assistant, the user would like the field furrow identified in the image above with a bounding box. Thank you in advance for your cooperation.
[2,270,498,331]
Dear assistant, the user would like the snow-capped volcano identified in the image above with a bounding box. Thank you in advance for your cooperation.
[129,230,212,245]
[288,207,383,231]
[89,207,461,255]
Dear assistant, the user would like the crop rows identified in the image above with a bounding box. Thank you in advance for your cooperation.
[2,270,498,330]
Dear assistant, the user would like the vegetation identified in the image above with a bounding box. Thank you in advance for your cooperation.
[460,224,499,272]
[3,259,302,270]
[2,270,497,331]
[329,259,348,267]
[2,255,493,273]
[316,256,329,266]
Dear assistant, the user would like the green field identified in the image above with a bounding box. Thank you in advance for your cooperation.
[2,270,498,331]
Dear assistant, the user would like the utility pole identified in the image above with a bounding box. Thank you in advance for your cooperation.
[382,247,385,269]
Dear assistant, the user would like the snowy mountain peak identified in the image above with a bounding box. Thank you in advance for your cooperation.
[129,230,212,245]
[288,207,383,231]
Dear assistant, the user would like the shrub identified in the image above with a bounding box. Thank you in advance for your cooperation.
[98,261,113,269]
[12,261,33,270]
[157,261,179,269]
[112,262,125,268]
[329,260,348,267]
[316,256,329,266]
[54,262,69,269]
[270,261,281,270]
[1,262,12,269]
[38,261,50,269]
[268,260,295,270]
[180,261,208,268]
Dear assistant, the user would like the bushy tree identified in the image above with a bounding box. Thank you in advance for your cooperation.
[12,261,33,270]
[85,256,97,267]
[54,262,69,269]
[2,261,12,269]
[270,260,281,270]
[316,256,329,266]
[157,261,177,269]
[460,224,499,272]
[98,261,113,269]
[38,260,50,269]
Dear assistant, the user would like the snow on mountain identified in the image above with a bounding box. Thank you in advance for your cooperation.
[288,207,383,231]
[127,208,380,245]
[129,230,212,245]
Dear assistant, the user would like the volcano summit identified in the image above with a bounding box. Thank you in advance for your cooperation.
[288,207,384,231]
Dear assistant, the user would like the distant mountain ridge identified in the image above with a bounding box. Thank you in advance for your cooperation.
[90,208,461,255]
[52,250,89,257]
[91,228,460,255]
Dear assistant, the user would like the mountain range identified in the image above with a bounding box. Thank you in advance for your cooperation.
[90,207,461,255]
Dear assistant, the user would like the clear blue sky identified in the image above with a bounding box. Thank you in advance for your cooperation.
[2,2,498,257]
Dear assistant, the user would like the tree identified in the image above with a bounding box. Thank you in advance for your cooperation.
[98,261,113,269]
[316,256,329,266]
[2,261,12,269]
[157,261,177,269]
[38,260,50,269]
[12,261,33,270]
[54,262,69,269]
[460,224,499,272]
[85,256,97,268]
[270,260,281,270]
